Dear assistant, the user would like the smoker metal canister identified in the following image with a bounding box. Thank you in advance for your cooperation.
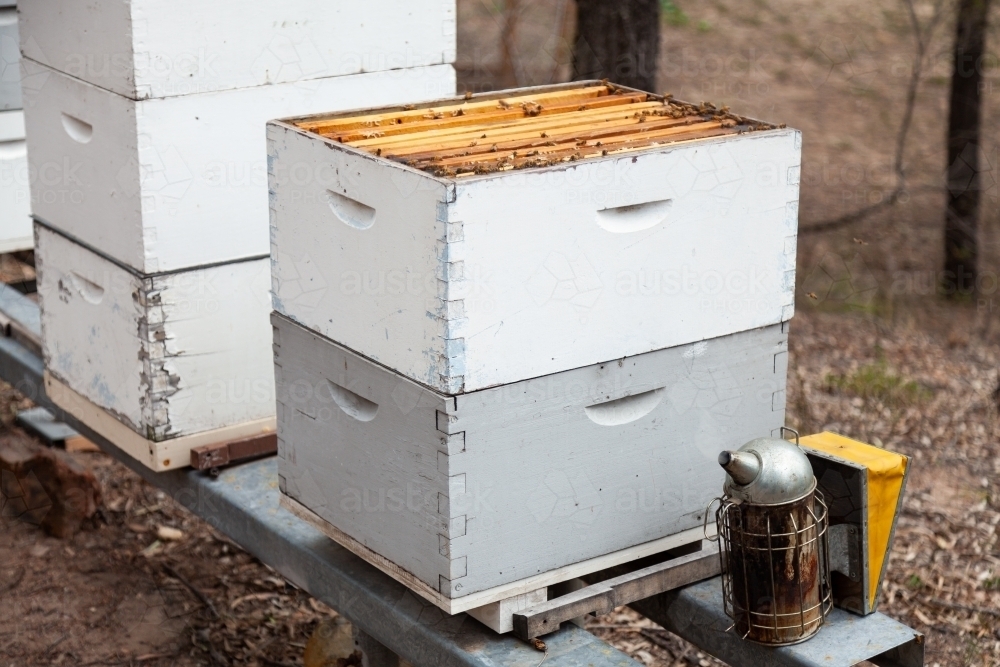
[716,435,832,646]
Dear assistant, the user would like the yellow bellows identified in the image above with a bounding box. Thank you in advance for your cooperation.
[801,431,908,611]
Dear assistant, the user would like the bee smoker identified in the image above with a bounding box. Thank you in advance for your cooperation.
[715,434,832,645]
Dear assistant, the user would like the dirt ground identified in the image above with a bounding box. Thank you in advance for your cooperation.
[3,1,1000,666]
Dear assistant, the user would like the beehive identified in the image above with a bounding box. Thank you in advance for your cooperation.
[23,59,455,274]
[0,5,30,253]
[18,0,456,99]
[268,82,801,394]
[37,223,276,471]
[275,311,790,611]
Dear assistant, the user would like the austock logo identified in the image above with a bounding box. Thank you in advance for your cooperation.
[250,35,328,86]
[525,248,604,319]
[801,36,879,93]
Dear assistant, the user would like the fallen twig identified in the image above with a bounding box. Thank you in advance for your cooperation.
[800,0,949,235]
[639,627,679,656]
[44,632,69,655]
[925,597,1000,617]
[0,567,25,594]
[163,563,220,619]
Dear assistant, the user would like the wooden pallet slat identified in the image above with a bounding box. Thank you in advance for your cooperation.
[512,545,722,640]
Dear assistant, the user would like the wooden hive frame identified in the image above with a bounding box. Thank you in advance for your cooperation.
[290,80,780,178]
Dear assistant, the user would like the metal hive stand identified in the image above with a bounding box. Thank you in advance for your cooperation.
[0,284,924,667]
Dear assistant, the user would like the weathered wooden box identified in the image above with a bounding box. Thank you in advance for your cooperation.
[0,109,30,253]
[1,5,21,111]
[18,0,456,99]
[37,223,276,471]
[275,311,789,612]
[22,58,455,274]
[268,83,800,394]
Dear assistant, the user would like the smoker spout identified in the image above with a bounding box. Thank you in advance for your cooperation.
[718,450,761,486]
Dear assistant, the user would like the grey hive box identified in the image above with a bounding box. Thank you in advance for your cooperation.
[274,312,790,614]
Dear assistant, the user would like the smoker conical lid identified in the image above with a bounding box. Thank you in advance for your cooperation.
[721,437,815,504]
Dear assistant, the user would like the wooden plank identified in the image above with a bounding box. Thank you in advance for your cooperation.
[381,111,703,160]
[414,124,736,172]
[190,432,278,471]
[64,435,101,453]
[348,101,668,150]
[399,119,726,166]
[467,589,547,634]
[512,546,722,640]
[45,371,276,472]
[295,86,613,133]
[324,93,651,143]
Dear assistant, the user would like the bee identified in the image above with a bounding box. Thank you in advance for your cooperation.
[521,101,542,116]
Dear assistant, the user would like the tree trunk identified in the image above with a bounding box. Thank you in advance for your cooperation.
[944,0,991,296]
[572,0,661,91]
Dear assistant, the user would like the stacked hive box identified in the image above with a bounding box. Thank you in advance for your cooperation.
[0,1,30,252]
[267,83,801,625]
[22,0,457,470]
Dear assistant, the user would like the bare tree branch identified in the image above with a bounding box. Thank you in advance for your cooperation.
[801,0,950,235]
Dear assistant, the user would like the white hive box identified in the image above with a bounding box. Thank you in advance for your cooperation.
[1,5,21,111]
[275,312,790,612]
[268,83,800,394]
[22,58,456,273]
[0,109,30,252]
[18,0,456,99]
[37,224,276,471]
